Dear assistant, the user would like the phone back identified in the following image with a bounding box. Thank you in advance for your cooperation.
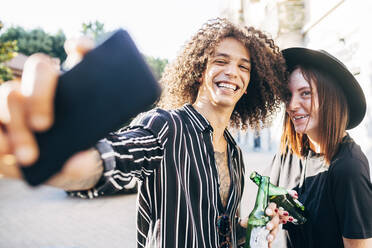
[21,29,161,186]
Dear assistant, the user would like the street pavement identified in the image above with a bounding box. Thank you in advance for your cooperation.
[0,179,138,248]
[0,151,283,248]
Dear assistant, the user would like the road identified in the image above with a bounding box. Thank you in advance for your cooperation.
[0,151,283,248]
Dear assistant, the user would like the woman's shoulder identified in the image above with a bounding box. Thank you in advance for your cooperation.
[268,147,304,188]
[330,136,370,178]
[271,147,303,168]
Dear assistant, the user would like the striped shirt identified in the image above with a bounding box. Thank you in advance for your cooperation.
[70,104,246,247]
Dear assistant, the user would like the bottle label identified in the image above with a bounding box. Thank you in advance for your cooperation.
[249,226,269,248]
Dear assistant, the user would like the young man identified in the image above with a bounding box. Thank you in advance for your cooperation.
[0,18,288,247]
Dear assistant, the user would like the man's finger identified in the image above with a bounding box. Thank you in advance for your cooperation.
[21,53,59,131]
[0,81,20,123]
[0,127,10,154]
[7,90,39,166]
[0,154,22,178]
[239,217,248,228]
[64,36,95,56]
[63,37,94,70]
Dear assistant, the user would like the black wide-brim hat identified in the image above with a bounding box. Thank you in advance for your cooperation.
[282,47,366,129]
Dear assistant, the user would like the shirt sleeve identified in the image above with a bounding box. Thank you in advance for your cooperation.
[236,216,247,247]
[330,155,372,239]
[68,109,169,198]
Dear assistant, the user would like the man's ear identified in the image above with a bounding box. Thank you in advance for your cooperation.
[197,71,205,84]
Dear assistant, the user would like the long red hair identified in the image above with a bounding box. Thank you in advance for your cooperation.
[281,65,349,165]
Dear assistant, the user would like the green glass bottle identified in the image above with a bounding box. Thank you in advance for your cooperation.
[250,171,307,225]
[245,175,270,248]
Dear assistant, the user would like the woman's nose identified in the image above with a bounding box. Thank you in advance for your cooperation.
[288,95,300,111]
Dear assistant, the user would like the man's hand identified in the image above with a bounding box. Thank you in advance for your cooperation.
[0,37,98,190]
[0,37,94,167]
[1,54,60,166]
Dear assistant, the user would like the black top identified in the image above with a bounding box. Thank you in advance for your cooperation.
[268,134,372,248]
[68,104,246,248]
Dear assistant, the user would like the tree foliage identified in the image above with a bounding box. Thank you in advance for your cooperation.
[80,20,168,80]
[0,26,66,63]
[145,56,168,81]
[0,21,18,83]
[81,20,106,41]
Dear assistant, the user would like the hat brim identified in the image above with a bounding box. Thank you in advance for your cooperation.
[282,47,366,129]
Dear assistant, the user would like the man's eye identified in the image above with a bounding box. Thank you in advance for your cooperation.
[215,60,226,64]
[239,65,250,71]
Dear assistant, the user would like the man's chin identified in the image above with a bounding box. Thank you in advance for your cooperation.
[213,100,237,109]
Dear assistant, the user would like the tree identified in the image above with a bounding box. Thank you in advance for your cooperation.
[81,20,106,41]
[0,21,18,83]
[0,26,66,63]
[80,20,168,80]
[145,56,168,81]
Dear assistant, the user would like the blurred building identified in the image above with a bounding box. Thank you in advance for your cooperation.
[302,0,372,167]
[222,0,372,165]
[4,53,28,80]
[4,53,61,81]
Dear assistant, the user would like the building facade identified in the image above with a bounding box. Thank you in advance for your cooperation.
[222,0,372,165]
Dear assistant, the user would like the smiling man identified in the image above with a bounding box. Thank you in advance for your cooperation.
[0,18,288,247]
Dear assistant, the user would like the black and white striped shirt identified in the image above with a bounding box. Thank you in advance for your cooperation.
[71,104,246,247]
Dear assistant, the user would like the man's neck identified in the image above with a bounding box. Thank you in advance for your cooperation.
[192,102,233,151]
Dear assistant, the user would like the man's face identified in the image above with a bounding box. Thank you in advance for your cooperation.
[197,37,251,109]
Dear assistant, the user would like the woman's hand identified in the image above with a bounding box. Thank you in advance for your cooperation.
[240,202,286,248]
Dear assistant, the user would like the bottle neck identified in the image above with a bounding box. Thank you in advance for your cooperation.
[254,176,269,211]
[250,171,287,196]
[249,176,270,226]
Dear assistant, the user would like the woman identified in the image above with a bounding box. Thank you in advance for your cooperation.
[268,47,372,247]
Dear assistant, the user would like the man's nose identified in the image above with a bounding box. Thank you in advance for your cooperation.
[224,63,238,77]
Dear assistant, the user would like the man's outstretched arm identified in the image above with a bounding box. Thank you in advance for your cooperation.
[0,148,103,191]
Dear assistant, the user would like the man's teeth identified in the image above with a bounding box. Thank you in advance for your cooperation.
[294,115,308,120]
[217,82,237,91]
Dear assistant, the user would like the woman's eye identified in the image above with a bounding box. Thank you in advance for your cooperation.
[301,91,311,97]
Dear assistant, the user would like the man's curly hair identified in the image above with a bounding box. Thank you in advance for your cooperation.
[157,18,288,129]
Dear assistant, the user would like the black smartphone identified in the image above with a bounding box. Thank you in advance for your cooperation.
[21,29,161,186]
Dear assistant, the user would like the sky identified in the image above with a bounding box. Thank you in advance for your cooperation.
[1,0,224,60]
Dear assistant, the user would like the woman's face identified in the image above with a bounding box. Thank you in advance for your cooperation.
[286,68,319,138]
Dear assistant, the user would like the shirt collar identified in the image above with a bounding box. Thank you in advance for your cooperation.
[182,104,212,132]
[224,129,237,146]
[182,104,238,146]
